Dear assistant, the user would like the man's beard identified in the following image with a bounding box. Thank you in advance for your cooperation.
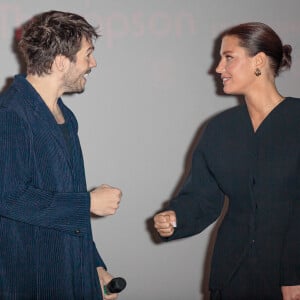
[63,69,91,94]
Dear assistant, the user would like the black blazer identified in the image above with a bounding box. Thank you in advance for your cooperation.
[167,97,300,290]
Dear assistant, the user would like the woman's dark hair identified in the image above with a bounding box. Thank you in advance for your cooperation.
[223,22,292,77]
[18,10,100,76]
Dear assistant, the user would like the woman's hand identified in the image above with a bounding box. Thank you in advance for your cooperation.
[154,210,177,237]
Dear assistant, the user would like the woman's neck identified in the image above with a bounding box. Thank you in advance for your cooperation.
[244,85,284,132]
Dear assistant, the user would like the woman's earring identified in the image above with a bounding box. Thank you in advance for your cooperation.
[255,68,261,77]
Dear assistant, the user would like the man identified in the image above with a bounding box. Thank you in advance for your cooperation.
[0,10,121,299]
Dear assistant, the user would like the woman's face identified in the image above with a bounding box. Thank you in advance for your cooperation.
[216,35,257,95]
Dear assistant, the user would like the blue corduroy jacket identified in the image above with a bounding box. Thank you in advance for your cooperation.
[0,75,105,299]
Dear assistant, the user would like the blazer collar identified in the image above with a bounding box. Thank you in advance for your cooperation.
[13,74,73,168]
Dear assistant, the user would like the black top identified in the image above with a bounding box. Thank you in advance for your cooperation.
[167,97,300,290]
[58,122,72,156]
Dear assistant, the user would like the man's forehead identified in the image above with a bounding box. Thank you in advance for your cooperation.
[80,37,95,51]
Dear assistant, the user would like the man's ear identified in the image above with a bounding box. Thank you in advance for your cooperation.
[53,55,70,72]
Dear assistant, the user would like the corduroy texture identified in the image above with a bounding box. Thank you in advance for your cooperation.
[0,75,105,299]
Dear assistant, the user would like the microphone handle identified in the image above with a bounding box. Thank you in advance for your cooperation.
[104,277,127,295]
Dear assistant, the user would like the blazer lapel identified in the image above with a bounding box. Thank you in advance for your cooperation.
[13,75,73,170]
[31,97,73,170]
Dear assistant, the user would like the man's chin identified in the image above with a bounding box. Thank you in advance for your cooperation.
[64,89,85,96]
[77,87,85,94]
[64,85,86,95]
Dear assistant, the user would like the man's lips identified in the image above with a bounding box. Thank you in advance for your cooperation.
[84,69,91,78]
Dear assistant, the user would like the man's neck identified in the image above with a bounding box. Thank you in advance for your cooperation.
[26,74,65,124]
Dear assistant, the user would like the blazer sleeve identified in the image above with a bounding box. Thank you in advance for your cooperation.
[93,242,107,269]
[166,127,225,240]
[0,109,91,235]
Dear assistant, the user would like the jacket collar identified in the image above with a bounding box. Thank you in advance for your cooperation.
[13,74,73,168]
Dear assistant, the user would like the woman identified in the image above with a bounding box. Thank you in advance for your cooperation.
[154,22,300,300]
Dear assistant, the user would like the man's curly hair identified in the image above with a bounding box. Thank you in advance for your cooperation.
[18,10,100,76]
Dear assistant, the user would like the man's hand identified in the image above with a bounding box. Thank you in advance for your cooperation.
[282,285,300,300]
[90,184,122,216]
[154,210,177,237]
[97,267,118,300]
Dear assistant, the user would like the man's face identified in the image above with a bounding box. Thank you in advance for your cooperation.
[62,37,97,93]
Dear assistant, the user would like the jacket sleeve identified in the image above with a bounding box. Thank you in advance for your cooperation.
[93,242,107,269]
[0,109,91,235]
[167,127,225,240]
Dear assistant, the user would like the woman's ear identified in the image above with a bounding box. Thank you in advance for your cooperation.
[253,51,267,69]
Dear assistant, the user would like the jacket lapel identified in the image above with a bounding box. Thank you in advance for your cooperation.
[18,78,73,169]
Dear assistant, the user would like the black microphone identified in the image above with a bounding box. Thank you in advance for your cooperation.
[104,277,127,295]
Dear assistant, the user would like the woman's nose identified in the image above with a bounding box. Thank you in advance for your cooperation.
[215,60,224,74]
